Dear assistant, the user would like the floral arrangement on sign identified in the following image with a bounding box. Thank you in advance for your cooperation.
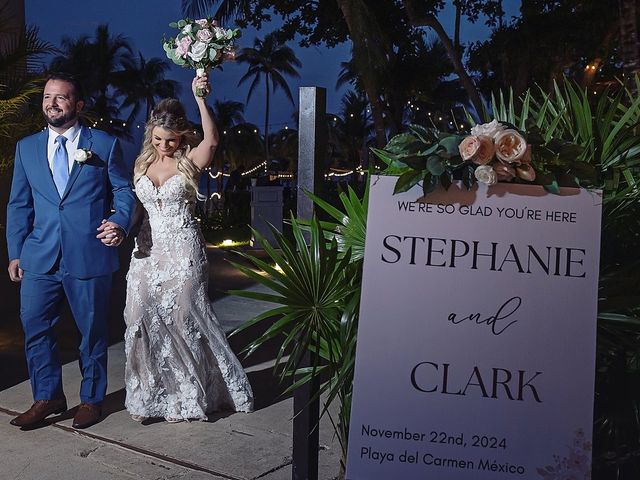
[373,119,597,195]
[163,18,241,96]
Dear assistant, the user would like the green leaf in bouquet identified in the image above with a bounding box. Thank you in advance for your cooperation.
[384,133,420,155]
[371,148,411,172]
[543,179,561,195]
[438,135,462,155]
[178,19,187,28]
[409,124,438,144]
[417,143,440,157]
[462,164,476,189]
[441,170,453,190]
[426,155,446,175]
[169,22,178,28]
[446,155,464,167]
[397,155,426,170]
[423,173,440,195]
[394,169,424,194]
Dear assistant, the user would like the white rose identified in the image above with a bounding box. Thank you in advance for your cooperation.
[188,41,208,62]
[470,119,506,139]
[474,165,498,186]
[213,27,226,39]
[74,149,92,163]
[182,24,193,34]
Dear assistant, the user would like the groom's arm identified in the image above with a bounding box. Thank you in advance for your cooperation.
[6,141,34,264]
[105,137,136,235]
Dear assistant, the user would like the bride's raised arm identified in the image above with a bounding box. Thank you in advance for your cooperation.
[188,74,219,171]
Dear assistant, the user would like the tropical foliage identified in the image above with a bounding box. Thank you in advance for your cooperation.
[236,32,301,168]
[0,8,54,173]
[230,185,368,473]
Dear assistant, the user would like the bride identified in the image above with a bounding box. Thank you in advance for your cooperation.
[123,74,253,422]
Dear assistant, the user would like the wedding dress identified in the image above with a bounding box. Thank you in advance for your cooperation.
[123,174,253,420]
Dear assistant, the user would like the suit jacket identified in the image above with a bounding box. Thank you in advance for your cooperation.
[6,126,136,278]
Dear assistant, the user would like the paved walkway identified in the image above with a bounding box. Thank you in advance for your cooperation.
[0,281,341,480]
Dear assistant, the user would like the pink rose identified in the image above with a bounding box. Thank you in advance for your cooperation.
[196,19,209,27]
[175,36,192,58]
[458,135,495,165]
[516,164,536,181]
[493,161,516,181]
[459,135,481,161]
[473,135,495,165]
[494,129,527,164]
[196,28,214,42]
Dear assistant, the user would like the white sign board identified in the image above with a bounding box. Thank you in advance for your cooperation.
[346,176,602,479]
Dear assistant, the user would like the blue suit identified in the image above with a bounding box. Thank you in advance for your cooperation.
[6,126,136,404]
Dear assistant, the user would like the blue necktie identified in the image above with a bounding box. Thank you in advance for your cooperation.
[52,135,69,197]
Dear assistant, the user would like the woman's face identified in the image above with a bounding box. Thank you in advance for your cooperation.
[152,126,181,157]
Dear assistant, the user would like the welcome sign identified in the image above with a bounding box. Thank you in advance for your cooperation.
[346,175,601,479]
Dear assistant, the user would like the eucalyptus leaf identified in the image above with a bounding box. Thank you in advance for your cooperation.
[426,156,446,175]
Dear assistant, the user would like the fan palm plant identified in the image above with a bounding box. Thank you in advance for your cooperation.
[230,184,368,475]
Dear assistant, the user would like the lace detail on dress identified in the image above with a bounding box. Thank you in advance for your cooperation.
[124,174,253,420]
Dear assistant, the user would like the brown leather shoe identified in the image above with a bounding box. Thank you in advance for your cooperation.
[10,398,68,427]
[72,403,102,429]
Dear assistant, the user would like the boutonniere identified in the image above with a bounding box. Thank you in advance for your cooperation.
[74,148,93,163]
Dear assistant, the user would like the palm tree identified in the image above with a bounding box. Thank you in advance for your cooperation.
[337,90,372,173]
[0,2,54,173]
[210,99,245,190]
[113,53,180,122]
[236,32,301,170]
[49,24,134,138]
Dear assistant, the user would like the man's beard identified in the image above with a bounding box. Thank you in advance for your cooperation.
[43,108,77,128]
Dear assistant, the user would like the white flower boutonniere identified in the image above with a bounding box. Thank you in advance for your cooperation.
[74,148,92,163]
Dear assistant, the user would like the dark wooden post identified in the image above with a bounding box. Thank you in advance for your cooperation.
[293,87,326,480]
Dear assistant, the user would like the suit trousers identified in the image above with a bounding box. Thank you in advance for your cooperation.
[20,260,112,404]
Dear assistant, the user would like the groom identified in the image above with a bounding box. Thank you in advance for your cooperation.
[6,72,136,429]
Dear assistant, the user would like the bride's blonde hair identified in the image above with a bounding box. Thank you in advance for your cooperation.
[133,98,203,199]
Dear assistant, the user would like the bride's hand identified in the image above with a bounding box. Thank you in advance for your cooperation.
[192,74,211,98]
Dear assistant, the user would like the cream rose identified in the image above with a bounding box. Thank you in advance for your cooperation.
[470,119,506,139]
[195,19,209,27]
[516,164,536,182]
[494,129,527,163]
[74,149,92,163]
[188,41,208,62]
[182,24,193,34]
[474,165,498,186]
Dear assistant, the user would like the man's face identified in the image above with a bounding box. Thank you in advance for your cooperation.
[42,79,84,128]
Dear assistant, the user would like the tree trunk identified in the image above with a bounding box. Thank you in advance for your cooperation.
[335,0,388,147]
[0,0,25,58]
[403,1,486,121]
[619,0,639,80]
[264,74,270,171]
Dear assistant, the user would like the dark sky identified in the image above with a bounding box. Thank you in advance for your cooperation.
[26,1,520,154]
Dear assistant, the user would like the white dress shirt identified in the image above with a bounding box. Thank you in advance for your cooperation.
[47,122,81,174]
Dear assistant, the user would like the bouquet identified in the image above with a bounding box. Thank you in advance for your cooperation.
[374,119,595,196]
[163,18,241,96]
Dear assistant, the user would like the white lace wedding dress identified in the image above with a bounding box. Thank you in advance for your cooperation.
[123,174,253,420]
